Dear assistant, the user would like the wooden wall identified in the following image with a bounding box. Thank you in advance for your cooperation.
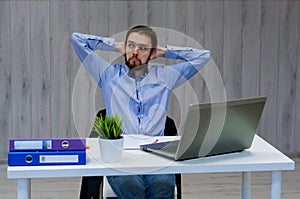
[0,0,299,159]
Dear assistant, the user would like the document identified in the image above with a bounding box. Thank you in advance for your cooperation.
[122,135,179,150]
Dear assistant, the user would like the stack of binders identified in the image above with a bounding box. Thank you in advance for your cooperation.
[8,138,86,166]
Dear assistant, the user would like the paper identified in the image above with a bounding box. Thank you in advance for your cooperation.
[123,135,154,149]
[122,135,180,150]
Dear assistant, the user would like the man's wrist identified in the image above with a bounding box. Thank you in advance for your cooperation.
[156,46,167,57]
[114,42,121,53]
[114,41,125,54]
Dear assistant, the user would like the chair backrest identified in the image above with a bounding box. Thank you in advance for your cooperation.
[164,115,177,136]
[90,109,177,137]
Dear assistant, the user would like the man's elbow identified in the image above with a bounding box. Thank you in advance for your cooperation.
[70,32,80,45]
[203,50,211,61]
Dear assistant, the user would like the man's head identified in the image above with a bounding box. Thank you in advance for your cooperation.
[124,25,157,68]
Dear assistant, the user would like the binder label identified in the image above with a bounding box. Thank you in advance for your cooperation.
[40,155,79,163]
[14,140,52,150]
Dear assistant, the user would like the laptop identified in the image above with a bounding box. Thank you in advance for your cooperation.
[140,96,266,160]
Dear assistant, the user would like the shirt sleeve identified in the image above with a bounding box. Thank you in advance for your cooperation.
[163,45,211,89]
[70,32,115,85]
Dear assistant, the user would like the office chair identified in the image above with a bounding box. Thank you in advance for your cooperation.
[79,109,181,199]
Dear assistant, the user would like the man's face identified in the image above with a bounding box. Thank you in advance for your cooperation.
[125,32,153,68]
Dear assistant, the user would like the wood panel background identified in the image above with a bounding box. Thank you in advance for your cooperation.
[0,0,299,159]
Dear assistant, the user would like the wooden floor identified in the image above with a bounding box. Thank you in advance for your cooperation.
[0,158,299,199]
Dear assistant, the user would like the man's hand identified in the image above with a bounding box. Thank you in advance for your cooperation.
[150,46,166,60]
[115,41,125,54]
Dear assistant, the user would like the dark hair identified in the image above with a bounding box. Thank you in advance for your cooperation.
[125,25,157,50]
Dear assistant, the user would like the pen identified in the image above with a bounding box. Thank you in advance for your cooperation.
[152,139,159,144]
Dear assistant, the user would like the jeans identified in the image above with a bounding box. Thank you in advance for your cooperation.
[106,174,175,199]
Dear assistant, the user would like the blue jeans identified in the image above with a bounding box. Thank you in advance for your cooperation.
[106,174,175,199]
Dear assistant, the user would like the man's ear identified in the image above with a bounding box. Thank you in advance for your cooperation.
[149,49,157,60]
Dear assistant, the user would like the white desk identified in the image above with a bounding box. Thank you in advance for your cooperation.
[7,135,295,199]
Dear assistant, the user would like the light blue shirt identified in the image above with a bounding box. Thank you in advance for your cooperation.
[71,32,210,136]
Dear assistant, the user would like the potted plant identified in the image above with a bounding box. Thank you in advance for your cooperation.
[92,114,124,163]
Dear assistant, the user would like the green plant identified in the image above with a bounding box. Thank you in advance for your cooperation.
[92,114,123,139]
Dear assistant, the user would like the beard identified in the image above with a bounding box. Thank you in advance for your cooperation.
[125,54,151,69]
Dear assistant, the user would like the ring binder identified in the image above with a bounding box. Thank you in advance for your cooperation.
[8,151,86,166]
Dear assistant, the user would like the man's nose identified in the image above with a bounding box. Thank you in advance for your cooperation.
[133,46,139,55]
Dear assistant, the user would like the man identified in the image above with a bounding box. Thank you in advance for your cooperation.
[71,25,210,199]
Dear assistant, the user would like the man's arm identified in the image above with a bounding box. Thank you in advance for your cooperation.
[153,45,211,89]
[151,45,210,69]
[71,33,122,85]
[71,32,115,62]
[164,46,210,69]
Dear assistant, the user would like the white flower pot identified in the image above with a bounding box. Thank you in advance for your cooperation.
[98,137,124,163]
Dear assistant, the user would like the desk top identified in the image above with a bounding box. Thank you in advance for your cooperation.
[7,135,295,179]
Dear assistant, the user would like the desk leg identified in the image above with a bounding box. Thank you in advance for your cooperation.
[18,179,31,199]
[271,171,281,199]
[242,172,251,199]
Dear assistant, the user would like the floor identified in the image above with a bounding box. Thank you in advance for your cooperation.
[0,158,299,199]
